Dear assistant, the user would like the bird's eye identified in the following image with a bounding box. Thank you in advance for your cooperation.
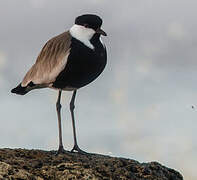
[84,24,89,28]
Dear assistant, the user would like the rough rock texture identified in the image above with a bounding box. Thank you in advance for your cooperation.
[0,148,183,180]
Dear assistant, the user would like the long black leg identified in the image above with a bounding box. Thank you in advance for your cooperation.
[70,90,87,154]
[56,90,65,154]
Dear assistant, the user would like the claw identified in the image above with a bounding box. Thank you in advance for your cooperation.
[71,145,88,155]
[56,145,67,155]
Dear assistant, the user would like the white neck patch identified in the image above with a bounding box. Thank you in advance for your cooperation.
[69,24,95,49]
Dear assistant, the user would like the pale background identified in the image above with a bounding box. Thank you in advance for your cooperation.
[0,0,197,179]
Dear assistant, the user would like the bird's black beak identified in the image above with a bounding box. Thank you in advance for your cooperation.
[96,28,107,36]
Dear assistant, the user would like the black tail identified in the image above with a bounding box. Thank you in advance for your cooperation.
[11,83,28,95]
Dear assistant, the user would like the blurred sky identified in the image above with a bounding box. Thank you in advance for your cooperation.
[0,0,197,179]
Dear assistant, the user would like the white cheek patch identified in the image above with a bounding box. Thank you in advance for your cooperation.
[69,24,95,49]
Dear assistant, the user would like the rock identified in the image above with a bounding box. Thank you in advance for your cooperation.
[0,148,183,180]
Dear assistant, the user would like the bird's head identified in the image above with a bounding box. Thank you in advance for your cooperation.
[75,14,107,36]
[70,14,107,44]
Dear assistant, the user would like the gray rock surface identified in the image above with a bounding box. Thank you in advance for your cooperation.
[0,148,183,180]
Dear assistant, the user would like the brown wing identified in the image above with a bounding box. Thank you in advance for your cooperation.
[21,31,72,87]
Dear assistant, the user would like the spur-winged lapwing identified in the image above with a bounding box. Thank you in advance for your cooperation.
[11,14,107,154]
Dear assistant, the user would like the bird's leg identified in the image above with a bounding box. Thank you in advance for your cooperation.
[56,90,65,154]
[70,90,88,154]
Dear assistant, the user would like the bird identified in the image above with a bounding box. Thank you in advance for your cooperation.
[11,14,107,154]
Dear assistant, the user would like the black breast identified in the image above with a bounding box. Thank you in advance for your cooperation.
[53,35,107,89]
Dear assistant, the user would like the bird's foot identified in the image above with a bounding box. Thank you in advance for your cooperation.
[71,144,88,155]
[55,145,67,155]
